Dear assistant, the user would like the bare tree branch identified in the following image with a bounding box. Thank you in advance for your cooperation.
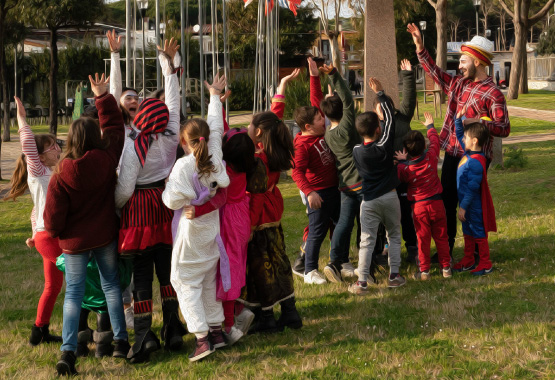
[498,0,514,19]
[427,0,437,9]
[529,0,555,25]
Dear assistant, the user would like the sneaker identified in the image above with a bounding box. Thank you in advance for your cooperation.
[413,271,430,280]
[56,351,78,376]
[354,268,378,285]
[124,306,134,330]
[471,266,494,276]
[234,308,255,335]
[113,339,131,358]
[341,262,356,279]
[304,269,326,284]
[323,263,342,283]
[348,281,370,295]
[442,266,453,278]
[188,336,214,362]
[292,251,305,278]
[452,261,476,273]
[387,274,407,288]
[209,327,227,349]
[223,326,244,346]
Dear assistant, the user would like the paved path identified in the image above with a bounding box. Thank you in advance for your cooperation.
[507,106,555,122]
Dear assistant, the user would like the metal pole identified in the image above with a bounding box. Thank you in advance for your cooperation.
[126,0,132,87]
[475,10,479,36]
[222,0,229,124]
[14,45,17,99]
[211,0,217,78]
[199,0,205,117]
[133,0,137,89]
[181,0,187,118]
[156,0,161,89]
[142,18,146,98]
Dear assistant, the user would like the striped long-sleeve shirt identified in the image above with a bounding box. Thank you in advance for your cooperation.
[417,48,510,159]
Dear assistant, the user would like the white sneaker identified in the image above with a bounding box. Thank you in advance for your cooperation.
[341,262,356,279]
[235,308,255,335]
[304,269,327,285]
[223,326,244,346]
[124,305,134,330]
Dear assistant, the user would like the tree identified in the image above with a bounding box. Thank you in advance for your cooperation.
[480,0,497,35]
[307,0,344,73]
[426,0,447,73]
[20,0,105,135]
[0,0,18,148]
[499,0,555,99]
[537,21,555,55]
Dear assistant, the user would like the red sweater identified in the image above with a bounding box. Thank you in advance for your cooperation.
[397,126,443,202]
[44,93,125,253]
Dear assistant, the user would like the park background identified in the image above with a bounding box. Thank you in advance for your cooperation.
[1,0,555,378]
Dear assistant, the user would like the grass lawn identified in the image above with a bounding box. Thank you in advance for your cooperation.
[0,140,554,379]
[506,90,555,111]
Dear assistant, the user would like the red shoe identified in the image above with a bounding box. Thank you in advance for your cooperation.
[209,327,227,349]
[188,336,214,362]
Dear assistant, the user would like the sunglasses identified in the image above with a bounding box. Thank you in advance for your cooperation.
[43,143,61,154]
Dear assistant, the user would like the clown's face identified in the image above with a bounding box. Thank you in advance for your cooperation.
[459,55,478,80]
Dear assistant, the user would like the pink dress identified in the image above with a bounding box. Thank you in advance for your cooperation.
[216,166,251,301]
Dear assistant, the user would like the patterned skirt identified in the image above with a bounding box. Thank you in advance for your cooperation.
[119,187,173,255]
[239,223,295,309]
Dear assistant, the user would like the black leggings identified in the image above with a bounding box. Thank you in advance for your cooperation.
[132,244,172,302]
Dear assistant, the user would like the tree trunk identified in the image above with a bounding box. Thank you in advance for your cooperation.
[506,3,525,100]
[49,29,58,136]
[0,10,9,146]
[435,0,447,102]
[519,31,529,94]
[329,32,342,76]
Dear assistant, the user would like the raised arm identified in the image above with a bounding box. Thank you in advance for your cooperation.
[322,64,355,134]
[455,117,466,152]
[271,68,300,119]
[14,97,47,177]
[107,30,123,101]
[205,73,227,161]
[370,78,395,150]
[158,38,181,137]
[422,111,440,158]
[308,57,324,114]
[398,59,416,119]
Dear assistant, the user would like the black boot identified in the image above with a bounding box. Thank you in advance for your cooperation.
[128,298,160,364]
[76,328,91,357]
[29,324,62,346]
[160,285,187,351]
[406,245,418,264]
[277,297,302,331]
[292,242,306,277]
[56,351,78,376]
[249,309,279,334]
[93,330,114,358]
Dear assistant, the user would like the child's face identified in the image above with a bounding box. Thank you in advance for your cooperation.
[463,132,479,151]
[306,113,326,136]
[120,92,139,119]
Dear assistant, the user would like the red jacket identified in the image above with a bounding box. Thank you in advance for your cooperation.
[44,93,125,253]
[292,134,337,195]
[397,126,443,202]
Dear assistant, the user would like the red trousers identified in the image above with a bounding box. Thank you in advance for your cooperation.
[34,231,63,327]
[412,200,451,272]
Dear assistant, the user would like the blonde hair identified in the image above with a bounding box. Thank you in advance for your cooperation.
[181,118,215,177]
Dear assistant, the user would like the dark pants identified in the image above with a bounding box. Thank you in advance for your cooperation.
[441,153,491,253]
[304,187,340,273]
[133,244,172,302]
[329,191,362,267]
[396,183,418,249]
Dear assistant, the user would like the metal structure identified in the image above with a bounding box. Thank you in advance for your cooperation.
[473,0,481,36]
[138,0,149,98]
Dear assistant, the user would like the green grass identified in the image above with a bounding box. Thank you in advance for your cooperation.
[1,140,554,379]
[507,90,555,111]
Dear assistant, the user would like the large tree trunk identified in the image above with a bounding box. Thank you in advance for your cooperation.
[0,10,9,146]
[435,0,447,102]
[519,33,529,94]
[507,10,525,99]
[328,32,342,76]
[49,29,58,136]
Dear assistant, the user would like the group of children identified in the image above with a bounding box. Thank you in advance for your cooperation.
[5,29,499,376]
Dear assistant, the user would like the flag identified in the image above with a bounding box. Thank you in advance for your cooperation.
[265,0,274,15]
[277,0,300,16]
[244,0,254,8]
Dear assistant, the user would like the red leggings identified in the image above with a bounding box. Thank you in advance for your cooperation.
[34,231,63,327]
[412,200,451,272]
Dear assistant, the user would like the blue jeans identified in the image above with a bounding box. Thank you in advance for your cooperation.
[303,187,340,273]
[329,191,362,267]
[61,241,128,352]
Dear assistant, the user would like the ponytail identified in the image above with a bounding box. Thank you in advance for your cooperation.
[3,154,29,201]
[251,111,295,172]
[181,118,216,178]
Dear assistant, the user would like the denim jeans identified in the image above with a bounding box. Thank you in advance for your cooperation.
[329,191,362,267]
[61,241,128,352]
[303,187,340,273]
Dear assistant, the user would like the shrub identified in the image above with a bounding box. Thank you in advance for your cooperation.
[503,146,528,169]
[229,76,254,111]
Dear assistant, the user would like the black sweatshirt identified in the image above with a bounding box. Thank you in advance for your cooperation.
[353,92,400,201]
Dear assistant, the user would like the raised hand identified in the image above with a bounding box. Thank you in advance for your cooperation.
[220,90,232,103]
[88,73,110,97]
[407,23,424,52]
[456,105,467,119]
[400,59,412,71]
[325,84,334,99]
[394,149,408,161]
[277,68,300,95]
[307,57,319,77]
[204,73,227,96]
[422,111,434,126]
[318,63,335,75]
[368,77,383,94]
[106,30,122,53]
[14,96,26,126]
[157,37,180,62]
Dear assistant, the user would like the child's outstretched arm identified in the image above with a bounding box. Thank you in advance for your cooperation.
[398,59,417,119]
[107,30,123,101]
[320,63,355,134]
[422,111,440,158]
[271,68,300,119]
[455,107,467,151]
[308,57,324,114]
[371,78,395,150]
[14,97,47,178]
[205,73,227,162]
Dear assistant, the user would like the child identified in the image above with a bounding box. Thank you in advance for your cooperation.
[115,39,186,363]
[395,112,452,280]
[236,69,302,333]
[4,97,63,346]
[291,57,339,285]
[185,126,257,342]
[349,77,406,295]
[43,73,129,376]
[162,74,230,362]
[453,111,497,275]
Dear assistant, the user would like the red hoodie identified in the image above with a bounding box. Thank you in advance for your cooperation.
[44,93,125,253]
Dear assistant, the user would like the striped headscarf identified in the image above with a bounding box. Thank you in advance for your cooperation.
[133,98,170,167]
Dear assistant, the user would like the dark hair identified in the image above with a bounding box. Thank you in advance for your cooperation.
[151,88,165,100]
[320,94,343,122]
[181,118,216,177]
[251,111,295,172]
[82,105,99,120]
[293,106,320,132]
[355,111,381,138]
[223,132,256,178]
[119,87,138,125]
[464,122,490,148]
[3,134,57,201]
[121,87,138,96]
[403,130,426,157]
[372,94,396,114]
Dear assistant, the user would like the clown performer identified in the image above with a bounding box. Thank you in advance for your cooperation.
[407,24,510,266]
